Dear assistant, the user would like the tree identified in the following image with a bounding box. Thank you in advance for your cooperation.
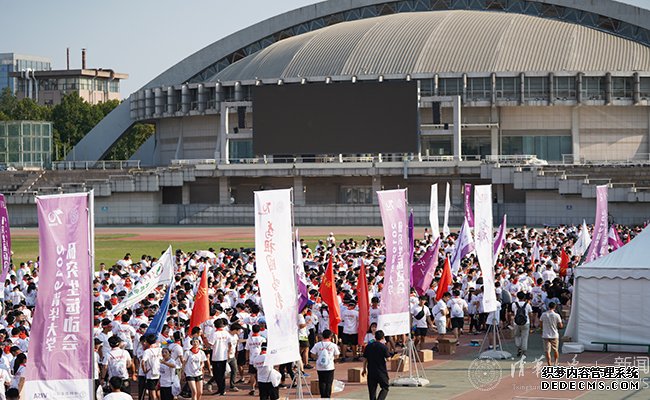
[0,88,18,118]
[12,98,50,121]
[105,123,155,161]
[51,93,106,159]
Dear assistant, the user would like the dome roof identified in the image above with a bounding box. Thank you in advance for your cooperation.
[210,10,650,82]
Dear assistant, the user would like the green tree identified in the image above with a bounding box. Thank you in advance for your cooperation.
[51,93,104,158]
[105,123,155,160]
[12,98,51,121]
[0,88,18,118]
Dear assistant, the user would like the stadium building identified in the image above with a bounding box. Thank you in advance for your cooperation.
[6,0,650,226]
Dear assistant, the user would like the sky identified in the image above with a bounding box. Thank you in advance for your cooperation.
[3,0,650,97]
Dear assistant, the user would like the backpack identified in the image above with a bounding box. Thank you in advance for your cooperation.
[451,300,463,317]
[316,344,333,369]
[514,302,527,326]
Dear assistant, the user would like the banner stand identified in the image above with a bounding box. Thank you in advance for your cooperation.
[288,359,313,399]
[391,337,430,387]
[478,313,511,360]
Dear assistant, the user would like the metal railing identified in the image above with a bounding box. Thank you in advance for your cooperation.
[562,153,650,165]
[52,160,141,170]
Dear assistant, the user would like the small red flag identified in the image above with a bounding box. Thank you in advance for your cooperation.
[188,268,209,333]
[436,256,452,302]
[357,262,370,346]
[319,257,341,333]
[559,248,570,278]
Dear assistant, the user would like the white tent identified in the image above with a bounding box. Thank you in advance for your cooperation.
[565,226,650,353]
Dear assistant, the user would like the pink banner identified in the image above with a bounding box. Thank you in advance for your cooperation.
[493,214,507,263]
[585,185,609,263]
[464,183,474,228]
[412,237,440,296]
[24,193,93,397]
[0,194,11,284]
[377,189,410,336]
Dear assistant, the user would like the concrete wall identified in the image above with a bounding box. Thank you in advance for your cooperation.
[157,115,219,164]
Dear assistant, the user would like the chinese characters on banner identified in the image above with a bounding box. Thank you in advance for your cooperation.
[254,189,300,366]
[377,189,410,336]
[23,193,93,400]
[474,185,497,313]
[585,185,609,263]
[0,194,11,284]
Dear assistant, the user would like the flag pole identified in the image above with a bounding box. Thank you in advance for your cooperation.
[87,190,96,398]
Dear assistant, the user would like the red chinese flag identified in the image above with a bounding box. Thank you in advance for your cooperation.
[188,268,209,333]
[559,248,570,278]
[357,262,370,346]
[320,257,341,333]
[436,256,452,302]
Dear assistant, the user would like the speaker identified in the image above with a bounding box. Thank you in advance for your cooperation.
[432,102,441,124]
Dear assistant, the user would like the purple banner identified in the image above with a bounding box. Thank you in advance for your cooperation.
[412,237,440,296]
[295,230,309,311]
[607,226,624,251]
[464,183,475,228]
[26,193,93,384]
[0,194,11,284]
[450,217,475,274]
[585,185,609,263]
[493,214,507,262]
[377,189,410,336]
[408,210,414,277]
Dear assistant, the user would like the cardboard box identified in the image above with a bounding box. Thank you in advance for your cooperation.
[390,355,409,372]
[438,337,457,355]
[310,380,320,395]
[417,349,434,362]
[348,367,366,383]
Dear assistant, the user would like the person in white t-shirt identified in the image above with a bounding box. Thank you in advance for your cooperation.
[159,348,179,400]
[511,291,533,357]
[447,290,468,341]
[245,324,266,396]
[103,376,133,400]
[340,302,359,361]
[309,329,340,398]
[431,292,450,352]
[253,343,279,400]
[141,334,162,400]
[540,302,563,366]
[410,296,433,351]
[205,319,230,396]
[182,338,211,400]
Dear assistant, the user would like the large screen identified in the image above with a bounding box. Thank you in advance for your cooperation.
[252,80,419,155]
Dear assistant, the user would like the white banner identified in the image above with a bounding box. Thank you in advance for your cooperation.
[255,189,300,366]
[429,184,440,241]
[23,379,94,400]
[112,245,174,315]
[443,182,451,238]
[474,185,497,313]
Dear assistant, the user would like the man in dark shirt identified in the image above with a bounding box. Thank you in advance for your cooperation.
[361,330,390,400]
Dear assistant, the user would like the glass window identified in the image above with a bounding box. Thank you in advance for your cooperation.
[439,78,462,96]
[467,77,491,101]
[462,136,491,157]
[495,77,518,100]
[419,79,433,96]
[424,137,452,156]
[340,187,372,204]
[611,77,633,98]
[22,137,31,152]
[555,76,576,100]
[524,77,547,100]
[228,139,253,162]
[502,135,571,161]
[641,78,650,99]
[582,76,604,100]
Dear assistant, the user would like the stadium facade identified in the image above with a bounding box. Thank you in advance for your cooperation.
[7,0,650,226]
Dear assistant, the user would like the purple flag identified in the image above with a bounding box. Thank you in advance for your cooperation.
[585,185,609,263]
[607,226,624,251]
[408,210,414,274]
[24,193,93,398]
[464,183,475,228]
[493,214,507,263]
[0,195,11,284]
[450,217,475,274]
[294,230,309,311]
[377,189,410,336]
[412,237,440,296]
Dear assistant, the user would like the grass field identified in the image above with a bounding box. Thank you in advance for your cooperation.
[10,233,370,268]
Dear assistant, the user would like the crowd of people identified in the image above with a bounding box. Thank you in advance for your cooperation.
[0,223,644,400]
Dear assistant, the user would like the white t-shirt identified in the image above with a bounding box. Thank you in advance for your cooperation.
[447,297,467,318]
[486,301,502,325]
[310,340,340,371]
[410,305,431,328]
[159,359,180,387]
[245,334,266,365]
[341,308,359,334]
[369,307,380,325]
[104,348,131,379]
[183,350,207,377]
[208,329,230,362]
[511,301,533,325]
[253,353,274,383]
[142,347,162,379]
[431,300,448,322]
[104,392,134,400]
[540,310,562,339]
[0,368,11,400]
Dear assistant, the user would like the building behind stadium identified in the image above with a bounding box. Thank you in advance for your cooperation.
[5,0,650,226]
